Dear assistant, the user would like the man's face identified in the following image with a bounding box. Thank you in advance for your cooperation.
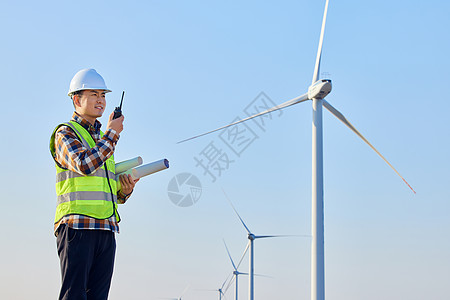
[74,89,107,121]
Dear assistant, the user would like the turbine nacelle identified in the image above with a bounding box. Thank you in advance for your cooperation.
[308,79,332,99]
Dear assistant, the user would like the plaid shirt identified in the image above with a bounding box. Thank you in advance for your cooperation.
[52,112,131,235]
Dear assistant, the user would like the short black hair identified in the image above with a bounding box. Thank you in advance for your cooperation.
[71,90,85,109]
[70,90,84,100]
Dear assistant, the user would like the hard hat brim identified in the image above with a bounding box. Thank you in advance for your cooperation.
[68,88,112,97]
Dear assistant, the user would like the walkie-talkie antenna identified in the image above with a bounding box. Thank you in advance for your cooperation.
[119,91,124,109]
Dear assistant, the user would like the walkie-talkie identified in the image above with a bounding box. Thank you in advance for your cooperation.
[113,91,125,119]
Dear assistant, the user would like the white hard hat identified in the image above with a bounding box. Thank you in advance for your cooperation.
[68,68,112,96]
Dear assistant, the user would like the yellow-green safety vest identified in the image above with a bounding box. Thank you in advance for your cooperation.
[50,121,120,223]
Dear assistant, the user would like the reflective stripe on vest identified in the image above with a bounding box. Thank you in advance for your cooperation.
[57,191,117,204]
[56,168,115,183]
[50,121,119,223]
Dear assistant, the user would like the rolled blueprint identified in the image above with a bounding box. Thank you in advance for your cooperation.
[115,156,143,174]
[117,159,169,190]
[131,159,169,180]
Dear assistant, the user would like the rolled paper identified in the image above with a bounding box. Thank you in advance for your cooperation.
[115,157,143,174]
[131,159,169,180]
[116,159,169,190]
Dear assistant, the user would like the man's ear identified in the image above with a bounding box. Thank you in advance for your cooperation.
[72,94,81,108]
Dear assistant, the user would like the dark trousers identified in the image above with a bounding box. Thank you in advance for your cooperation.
[56,225,116,300]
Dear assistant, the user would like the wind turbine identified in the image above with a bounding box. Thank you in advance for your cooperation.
[160,284,190,300]
[178,1,415,300]
[223,239,249,300]
[196,278,228,300]
[222,239,272,300]
[223,191,307,300]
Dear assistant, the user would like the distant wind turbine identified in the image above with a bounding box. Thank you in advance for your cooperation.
[223,190,309,300]
[160,284,190,300]
[223,239,248,300]
[196,279,228,300]
[222,239,273,300]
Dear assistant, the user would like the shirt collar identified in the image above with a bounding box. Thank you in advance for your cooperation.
[71,112,102,133]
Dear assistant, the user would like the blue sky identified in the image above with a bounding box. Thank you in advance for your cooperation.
[0,0,449,299]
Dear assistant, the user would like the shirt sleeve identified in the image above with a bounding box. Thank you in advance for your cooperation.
[54,125,119,175]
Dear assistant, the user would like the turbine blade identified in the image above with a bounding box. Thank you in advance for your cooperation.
[222,189,252,234]
[322,100,416,194]
[254,234,310,239]
[312,0,330,83]
[224,274,236,295]
[254,273,273,278]
[180,284,190,297]
[225,271,270,278]
[223,239,238,271]
[221,272,232,290]
[235,241,250,271]
[254,235,280,239]
[177,93,309,144]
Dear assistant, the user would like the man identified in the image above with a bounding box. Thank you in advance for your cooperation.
[50,68,138,300]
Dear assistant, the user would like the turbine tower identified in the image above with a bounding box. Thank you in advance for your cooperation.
[178,1,415,300]
[310,2,328,299]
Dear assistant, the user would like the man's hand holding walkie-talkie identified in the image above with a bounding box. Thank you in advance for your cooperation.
[106,91,125,135]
